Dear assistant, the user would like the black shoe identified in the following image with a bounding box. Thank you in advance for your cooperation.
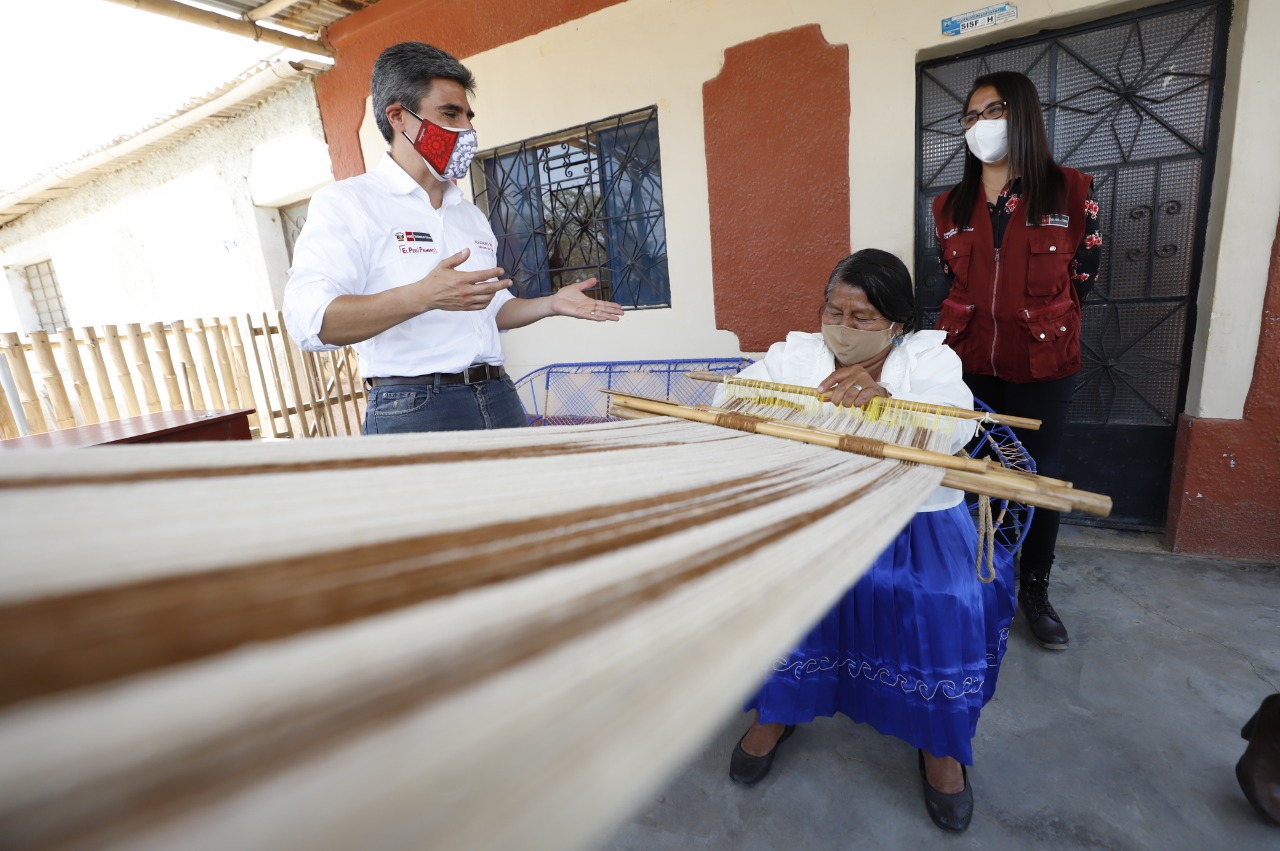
[1019,571,1068,650]
[1237,694,1280,825]
[729,725,794,786]
[918,750,973,832]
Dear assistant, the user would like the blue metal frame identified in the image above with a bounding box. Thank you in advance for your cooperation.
[513,358,753,425]
[966,398,1036,555]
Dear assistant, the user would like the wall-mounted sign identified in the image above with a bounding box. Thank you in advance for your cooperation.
[942,3,1018,37]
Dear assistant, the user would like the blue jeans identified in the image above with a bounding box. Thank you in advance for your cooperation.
[363,376,529,434]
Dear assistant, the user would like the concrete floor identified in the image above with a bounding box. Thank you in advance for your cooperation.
[604,527,1280,850]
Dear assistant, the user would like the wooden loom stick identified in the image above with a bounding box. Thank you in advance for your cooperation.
[765,415,1077,491]
[940,469,1074,513]
[605,392,1111,517]
[682,395,1101,515]
[685,370,1042,431]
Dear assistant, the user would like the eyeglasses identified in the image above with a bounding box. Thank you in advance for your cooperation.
[959,100,1007,130]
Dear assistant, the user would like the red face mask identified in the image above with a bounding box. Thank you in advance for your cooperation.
[402,106,478,180]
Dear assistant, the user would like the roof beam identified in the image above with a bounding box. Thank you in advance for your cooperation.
[102,0,332,58]
[246,0,303,22]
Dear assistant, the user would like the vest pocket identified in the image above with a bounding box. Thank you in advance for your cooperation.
[1025,230,1074,297]
[937,298,976,347]
[941,232,975,287]
[1020,299,1078,379]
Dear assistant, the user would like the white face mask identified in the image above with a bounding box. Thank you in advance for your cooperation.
[964,118,1009,164]
[822,323,897,367]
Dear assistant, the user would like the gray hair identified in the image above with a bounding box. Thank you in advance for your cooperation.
[371,42,476,143]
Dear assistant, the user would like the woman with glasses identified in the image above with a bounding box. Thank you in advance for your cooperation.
[934,71,1103,652]
[722,249,1018,833]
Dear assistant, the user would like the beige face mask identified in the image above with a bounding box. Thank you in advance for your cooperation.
[822,322,897,366]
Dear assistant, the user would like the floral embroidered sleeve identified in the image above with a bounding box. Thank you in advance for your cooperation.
[1070,186,1103,300]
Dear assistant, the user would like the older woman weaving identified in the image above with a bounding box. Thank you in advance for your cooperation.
[721,249,1016,833]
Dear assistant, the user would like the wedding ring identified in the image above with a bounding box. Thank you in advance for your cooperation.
[852,383,863,392]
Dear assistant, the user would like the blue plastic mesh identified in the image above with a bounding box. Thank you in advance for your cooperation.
[512,358,753,425]
[515,360,1034,554]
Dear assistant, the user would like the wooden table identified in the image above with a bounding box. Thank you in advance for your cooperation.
[0,409,254,450]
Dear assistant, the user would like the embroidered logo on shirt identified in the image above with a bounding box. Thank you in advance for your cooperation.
[394,230,437,254]
[941,226,974,239]
[1035,214,1070,227]
[474,239,495,252]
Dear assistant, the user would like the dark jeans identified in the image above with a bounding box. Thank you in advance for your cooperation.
[965,372,1076,574]
[363,376,529,434]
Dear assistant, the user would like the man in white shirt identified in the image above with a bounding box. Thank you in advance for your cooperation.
[284,42,623,434]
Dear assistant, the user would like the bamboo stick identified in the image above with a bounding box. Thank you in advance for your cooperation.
[299,350,326,436]
[59,328,100,424]
[260,313,294,437]
[0,377,20,439]
[28,331,77,430]
[0,332,49,434]
[124,324,163,414]
[347,349,367,425]
[190,319,225,410]
[941,469,1075,513]
[605,392,1111,517]
[82,327,120,421]
[686,370,1043,431]
[737,403,1107,515]
[169,320,205,410]
[328,350,354,436]
[148,322,184,410]
[276,311,312,437]
[306,351,337,436]
[102,325,141,417]
[319,354,339,436]
[209,318,240,409]
[226,316,261,434]
[609,404,660,421]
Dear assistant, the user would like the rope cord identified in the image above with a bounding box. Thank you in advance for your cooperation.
[975,494,996,584]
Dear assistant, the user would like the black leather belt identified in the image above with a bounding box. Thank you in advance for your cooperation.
[366,364,506,388]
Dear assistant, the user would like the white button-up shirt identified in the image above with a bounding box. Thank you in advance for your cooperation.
[283,154,513,377]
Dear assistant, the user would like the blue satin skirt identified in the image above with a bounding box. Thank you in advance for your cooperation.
[748,502,1016,764]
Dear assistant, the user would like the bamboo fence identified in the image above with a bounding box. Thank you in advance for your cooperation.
[0,313,366,441]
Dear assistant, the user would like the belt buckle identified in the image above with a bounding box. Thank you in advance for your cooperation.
[463,365,485,385]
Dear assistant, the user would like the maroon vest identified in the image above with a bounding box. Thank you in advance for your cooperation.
[933,167,1093,383]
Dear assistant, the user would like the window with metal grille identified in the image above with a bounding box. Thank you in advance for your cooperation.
[21,261,68,333]
[470,107,670,309]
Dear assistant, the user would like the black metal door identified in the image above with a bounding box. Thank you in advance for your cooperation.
[915,0,1231,530]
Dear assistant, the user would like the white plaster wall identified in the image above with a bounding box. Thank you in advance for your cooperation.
[1184,0,1280,418]
[414,0,1272,411]
[0,78,332,329]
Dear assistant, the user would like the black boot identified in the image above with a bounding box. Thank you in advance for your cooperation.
[1018,566,1068,650]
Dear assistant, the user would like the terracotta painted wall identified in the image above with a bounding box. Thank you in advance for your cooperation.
[316,0,628,180]
[1166,211,1280,561]
[702,25,850,352]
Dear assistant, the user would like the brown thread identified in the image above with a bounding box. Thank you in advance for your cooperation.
[1,466,886,851]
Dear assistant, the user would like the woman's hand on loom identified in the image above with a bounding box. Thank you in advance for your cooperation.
[819,365,888,408]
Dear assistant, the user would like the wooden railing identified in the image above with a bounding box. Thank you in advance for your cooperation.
[0,314,365,441]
